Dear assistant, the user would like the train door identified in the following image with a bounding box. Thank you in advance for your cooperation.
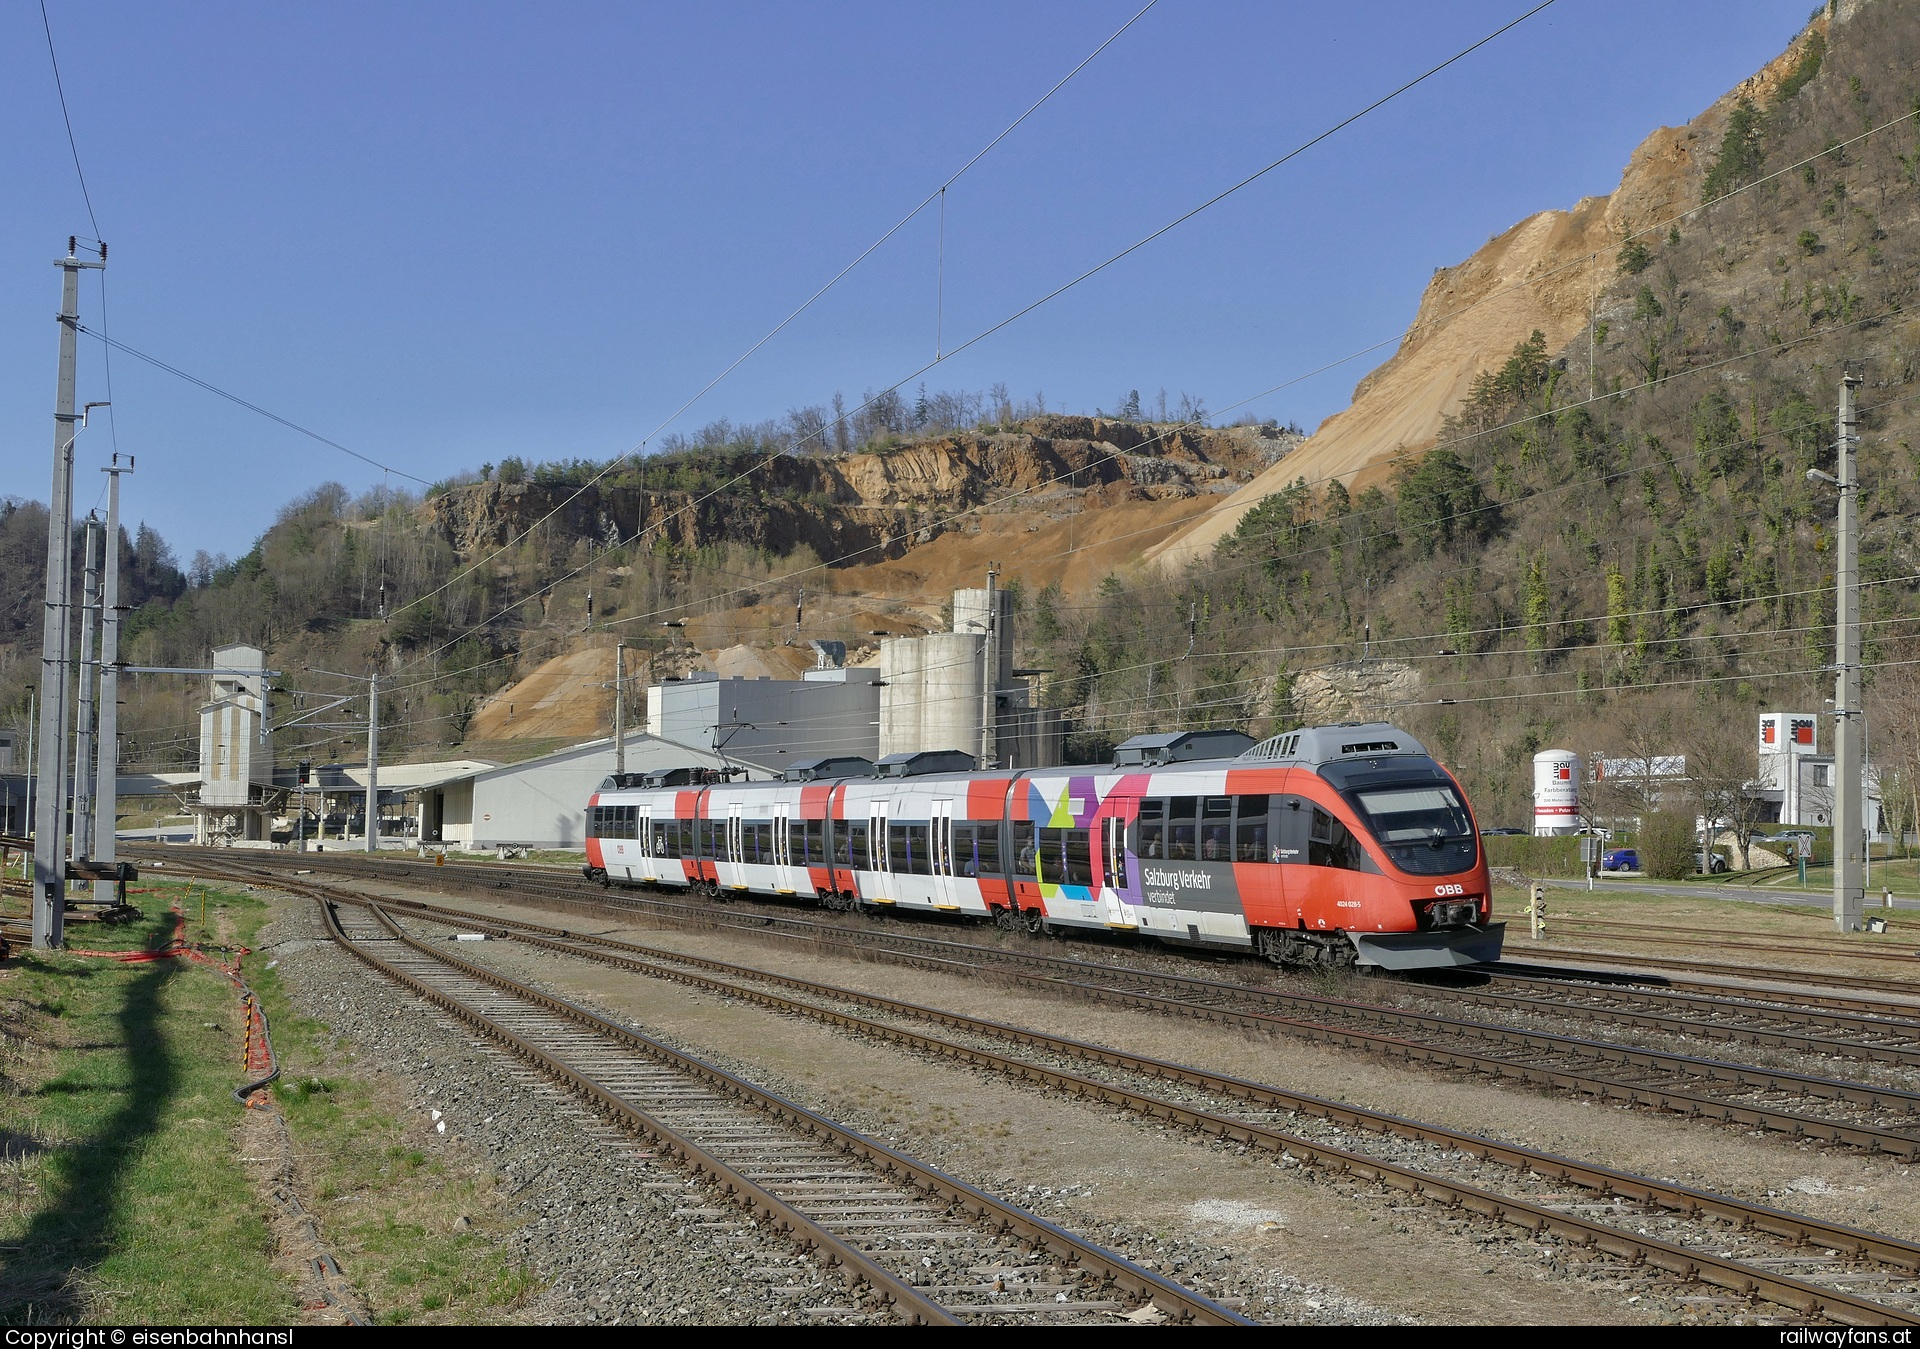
[773,801,798,894]
[930,799,956,909]
[692,788,712,883]
[637,803,655,883]
[725,802,744,888]
[1275,791,1310,925]
[1103,813,1133,925]
[824,784,846,897]
[866,799,888,902]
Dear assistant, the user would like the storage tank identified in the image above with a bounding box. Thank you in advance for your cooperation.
[916,632,984,756]
[1532,749,1579,836]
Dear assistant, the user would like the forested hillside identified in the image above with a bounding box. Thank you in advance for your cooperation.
[1018,0,1920,829]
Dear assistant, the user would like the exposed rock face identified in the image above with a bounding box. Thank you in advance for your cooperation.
[1146,13,1839,569]
[418,420,1289,566]
[1292,660,1421,725]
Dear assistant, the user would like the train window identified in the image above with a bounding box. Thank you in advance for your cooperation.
[1168,823,1196,860]
[884,823,905,873]
[1201,798,1231,861]
[650,819,670,858]
[1063,828,1093,886]
[1012,821,1037,877]
[1234,795,1269,863]
[903,823,932,876]
[801,818,823,865]
[1167,797,1197,860]
[952,824,976,877]
[1036,827,1066,885]
[975,824,1002,875]
[1137,800,1165,859]
[1309,807,1366,871]
[842,818,866,867]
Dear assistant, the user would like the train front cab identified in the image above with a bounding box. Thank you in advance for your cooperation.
[1235,728,1503,970]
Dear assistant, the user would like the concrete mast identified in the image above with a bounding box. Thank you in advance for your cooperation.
[32,240,104,949]
[70,518,102,866]
[94,455,131,902]
[1833,374,1864,933]
[614,643,626,776]
[979,563,998,769]
[365,670,380,853]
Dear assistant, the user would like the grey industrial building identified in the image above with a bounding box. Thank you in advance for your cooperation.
[646,665,883,766]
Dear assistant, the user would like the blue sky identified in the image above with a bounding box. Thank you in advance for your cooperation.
[2,0,1814,558]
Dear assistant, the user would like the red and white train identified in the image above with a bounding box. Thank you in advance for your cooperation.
[582,722,1503,970]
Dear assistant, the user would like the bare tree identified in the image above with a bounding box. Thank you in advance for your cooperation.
[1870,637,1920,859]
[1674,705,1770,869]
[831,391,850,454]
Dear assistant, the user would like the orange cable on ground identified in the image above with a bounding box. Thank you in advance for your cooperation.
[65,900,281,1107]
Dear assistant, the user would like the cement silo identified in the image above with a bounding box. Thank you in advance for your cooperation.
[880,632,983,758]
[1532,749,1579,836]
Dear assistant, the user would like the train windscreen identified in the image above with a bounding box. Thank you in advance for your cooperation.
[1320,758,1479,876]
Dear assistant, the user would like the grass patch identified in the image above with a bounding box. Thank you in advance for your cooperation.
[241,895,539,1324]
[0,883,295,1324]
[1,879,539,1325]
[1490,877,1917,974]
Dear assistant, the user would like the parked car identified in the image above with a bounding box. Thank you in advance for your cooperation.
[1698,850,1730,874]
[1479,827,1529,836]
[1602,848,1640,872]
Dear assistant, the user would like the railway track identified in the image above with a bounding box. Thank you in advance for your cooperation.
[1498,914,1920,970]
[1405,972,1920,1068]
[318,892,1249,1326]
[1500,947,1920,1004]
[143,850,1920,1157]
[338,884,1920,1327]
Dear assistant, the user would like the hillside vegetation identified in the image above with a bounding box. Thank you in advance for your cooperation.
[8,2,1920,843]
[1020,0,1920,828]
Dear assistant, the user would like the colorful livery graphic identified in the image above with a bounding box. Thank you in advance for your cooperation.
[583,723,1502,969]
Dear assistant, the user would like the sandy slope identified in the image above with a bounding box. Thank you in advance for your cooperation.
[1144,23,1823,570]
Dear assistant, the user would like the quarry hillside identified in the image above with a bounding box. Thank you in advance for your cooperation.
[8,0,1920,835]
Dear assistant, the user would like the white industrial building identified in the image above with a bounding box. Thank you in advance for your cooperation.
[412,732,749,852]
[1751,711,1884,833]
[1529,713,1885,844]
[193,644,278,844]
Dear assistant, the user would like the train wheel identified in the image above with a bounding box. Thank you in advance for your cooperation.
[992,907,1020,933]
[1021,907,1046,937]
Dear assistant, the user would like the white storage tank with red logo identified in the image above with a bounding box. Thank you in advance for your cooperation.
[1532,749,1579,836]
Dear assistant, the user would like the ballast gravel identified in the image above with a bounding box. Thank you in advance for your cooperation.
[263,895,874,1326]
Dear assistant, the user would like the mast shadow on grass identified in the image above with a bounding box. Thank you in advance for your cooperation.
[0,910,180,1324]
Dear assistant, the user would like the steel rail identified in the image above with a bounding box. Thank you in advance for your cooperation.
[1499,916,1920,968]
[155,852,1920,1153]
[315,896,959,1325]
[1496,951,1920,1003]
[179,846,1920,1012]
[351,862,1920,1117]
[374,891,1920,1271]
[361,891,1920,1328]
[1392,980,1920,1068]
[337,894,1250,1326]
[1482,965,1920,1031]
